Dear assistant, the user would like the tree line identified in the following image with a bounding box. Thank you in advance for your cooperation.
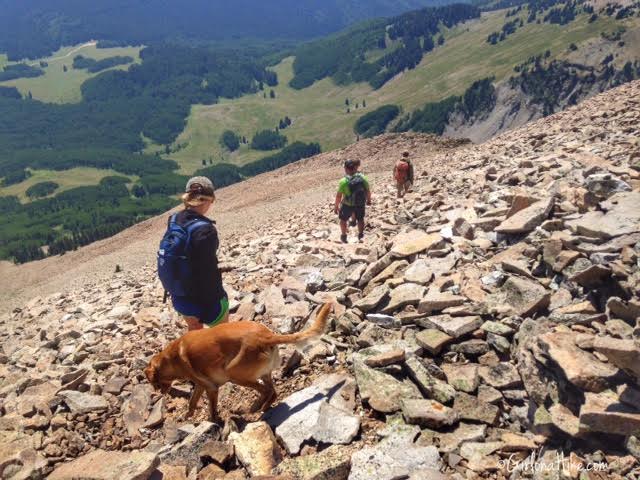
[72,55,134,73]
[290,4,480,90]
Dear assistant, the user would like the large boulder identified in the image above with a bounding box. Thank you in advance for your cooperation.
[381,283,426,313]
[566,191,640,239]
[353,356,421,413]
[494,197,554,234]
[228,421,278,477]
[538,331,620,392]
[263,373,359,455]
[58,390,109,414]
[485,276,550,318]
[348,425,441,480]
[579,391,640,436]
[390,231,444,257]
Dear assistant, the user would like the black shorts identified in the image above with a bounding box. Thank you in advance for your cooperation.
[339,204,365,221]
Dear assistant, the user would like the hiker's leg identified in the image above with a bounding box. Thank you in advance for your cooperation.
[183,315,203,331]
[340,219,348,235]
[356,206,365,239]
[396,182,403,198]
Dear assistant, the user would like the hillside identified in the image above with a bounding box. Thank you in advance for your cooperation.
[0,43,142,104]
[0,80,638,479]
[1,1,639,265]
[158,4,640,171]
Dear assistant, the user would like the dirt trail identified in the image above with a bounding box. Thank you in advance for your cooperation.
[0,133,465,316]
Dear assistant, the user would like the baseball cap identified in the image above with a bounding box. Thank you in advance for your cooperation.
[185,176,215,197]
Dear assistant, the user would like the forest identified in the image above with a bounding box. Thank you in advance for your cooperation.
[354,105,401,137]
[72,55,134,73]
[0,42,291,263]
[0,43,279,186]
[394,78,496,134]
[0,0,447,60]
[0,63,44,81]
[194,142,321,189]
[290,4,481,90]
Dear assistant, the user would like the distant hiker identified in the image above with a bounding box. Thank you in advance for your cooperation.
[394,151,414,199]
[157,176,228,331]
[335,159,371,243]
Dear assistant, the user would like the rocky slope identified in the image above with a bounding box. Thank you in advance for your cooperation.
[1,80,639,479]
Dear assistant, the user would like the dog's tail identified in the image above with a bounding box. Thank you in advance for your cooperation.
[265,302,333,347]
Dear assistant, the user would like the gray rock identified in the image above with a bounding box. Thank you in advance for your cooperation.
[485,276,550,318]
[585,172,631,199]
[442,363,479,393]
[450,339,490,357]
[353,357,421,413]
[353,285,389,313]
[418,293,466,314]
[159,421,220,467]
[438,422,486,453]
[494,197,554,234]
[453,392,500,425]
[420,315,482,338]
[404,260,434,285]
[349,427,441,480]
[401,398,459,428]
[122,384,152,437]
[264,373,358,454]
[274,444,351,480]
[404,355,456,404]
[478,362,522,390]
[566,191,640,239]
[58,390,108,413]
[381,283,426,313]
[365,313,400,329]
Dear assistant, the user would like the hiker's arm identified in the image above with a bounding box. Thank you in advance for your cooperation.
[366,188,372,205]
[334,192,342,214]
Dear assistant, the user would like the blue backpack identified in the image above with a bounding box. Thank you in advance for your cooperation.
[157,213,210,298]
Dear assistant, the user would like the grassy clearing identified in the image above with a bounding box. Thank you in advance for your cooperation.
[158,10,637,174]
[0,43,142,103]
[0,167,135,202]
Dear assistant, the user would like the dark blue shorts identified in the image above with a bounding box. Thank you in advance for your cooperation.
[172,296,229,327]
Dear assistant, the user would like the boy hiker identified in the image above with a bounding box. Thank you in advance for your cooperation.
[335,159,371,243]
[393,151,414,199]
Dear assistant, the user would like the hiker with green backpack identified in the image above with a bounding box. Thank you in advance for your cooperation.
[334,159,371,243]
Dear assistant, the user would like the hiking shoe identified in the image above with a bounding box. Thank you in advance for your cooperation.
[358,232,364,242]
[340,234,348,243]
